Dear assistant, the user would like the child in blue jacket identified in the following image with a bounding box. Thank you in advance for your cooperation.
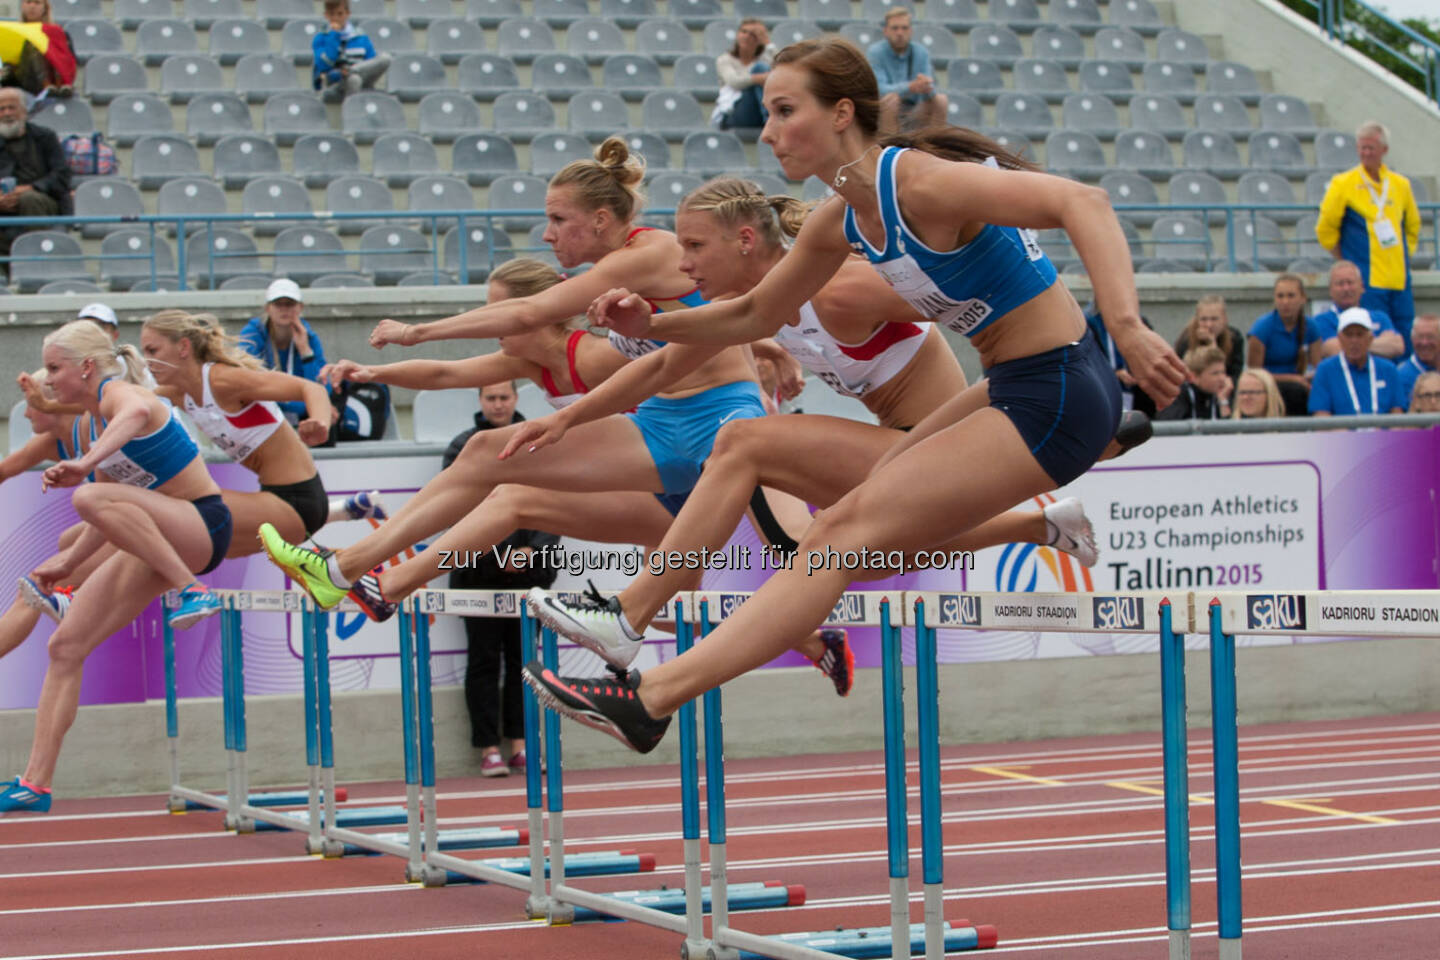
[312,0,390,95]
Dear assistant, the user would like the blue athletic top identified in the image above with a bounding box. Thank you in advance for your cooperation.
[90,378,199,489]
[1247,310,1322,376]
[841,147,1058,338]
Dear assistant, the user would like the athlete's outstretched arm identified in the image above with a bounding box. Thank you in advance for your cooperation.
[0,433,64,484]
[320,353,534,392]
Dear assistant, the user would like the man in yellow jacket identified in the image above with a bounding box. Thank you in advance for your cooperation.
[1316,120,1421,353]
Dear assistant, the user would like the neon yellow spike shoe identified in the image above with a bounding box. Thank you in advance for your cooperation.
[257,523,347,610]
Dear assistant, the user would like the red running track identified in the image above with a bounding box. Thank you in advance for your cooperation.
[2,711,1438,959]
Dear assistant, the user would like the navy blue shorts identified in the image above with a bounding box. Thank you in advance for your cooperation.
[193,494,234,575]
[986,335,1121,487]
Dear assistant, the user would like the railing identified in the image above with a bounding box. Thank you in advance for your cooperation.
[1286,0,1440,105]
[2,201,1437,292]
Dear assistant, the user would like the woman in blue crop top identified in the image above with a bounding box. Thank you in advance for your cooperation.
[517,38,1189,756]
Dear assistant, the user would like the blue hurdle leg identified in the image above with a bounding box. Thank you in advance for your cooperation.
[397,606,422,881]
[1159,599,1192,960]
[880,599,911,960]
[913,606,944,960]
[520,606,548,919]
[163,615,183,813]
[699,601,730,948]
[230,607,255,834]
[675,605,705,957]
[541,625,571,924]
[1208,601,1242,960]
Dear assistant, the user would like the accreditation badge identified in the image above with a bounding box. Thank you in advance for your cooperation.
[1373,215,1400,249]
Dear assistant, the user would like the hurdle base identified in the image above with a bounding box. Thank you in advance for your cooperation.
[1168,930,1191,960]
[251,805,409,833]
[184,788,347,811]
[567,881,804,924]
[728,921,998,959]
[1218,937,1241,960]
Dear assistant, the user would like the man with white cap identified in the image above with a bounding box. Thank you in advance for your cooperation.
[1308,307,1404,416]
[1310,260,1404,361]
[238,279,328,425]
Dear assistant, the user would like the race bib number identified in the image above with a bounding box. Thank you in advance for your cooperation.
[1373,216,1399,249]
[100,458,158,488]
[607,331,665,361]
[872,254,994,335]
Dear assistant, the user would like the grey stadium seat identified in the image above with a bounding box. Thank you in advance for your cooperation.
[160,53,225,102]
[451,133,521,185]
[603,0,659,28]
[635,18,694,64]
[928,0,979,26]
[967,23,1023,60]
[1205,61,1260,102]
[486,174,550,230]
[342,92,409,144]
[495,17,557,63]
[29,98,94,138]
[136,19,199,67]
[270,228,349,287]
[1129,94,1187,139]
[292,134,362,187]
[533,53,594,100]
[701,19,737,58]
[358,226,432,285]
[10,233,92,293]
[1114,128,1175,178]
[1259,94,1317,138]
[1136,258,1201,273]
[184,0,242,28]
[995,93,1054,139]
[99,231,177,289]
[407,175,476,233]
[1109,0,1162,33]
[533,0,591,25]
[1194,94,1252,136]
[281,20,325,64]
[1235,215,1290,271]
[186,229,264,288]
[990,0,1043,31]
[467,0,523,27]
[128,277,184,292]
[985,128,1035,161]
[647,171,704,224]
[522,223,562,267]
[667,0,722,27]
[1141,61,1196,99]
[208,18,271,65]
[860,0,911,20]
[132,135,204,189]
[671,54,718,101]
[157,177,228,235]
[459,54,520,100]
[1247,131,1308,172]
[945,92,983,128]
[947,58,1005,101]
[1181,130,1244,178]
[236,54,304,102]
[733,0,787,19]
[397,270,458,286]
[625,131,671,169]
[1155,28,1210,68]
[1050,0,1101,30]
[796,0,852,29]
[1149,215,1210,266]
[682,130,749,177]
[264,92,330,146]
[642,90,706,139]
[771,19,820,49]
[371,132,442,187]
[1061,94,1120,139]
[310,273,377,288]
[531,132,594,179]
[418,91,484,141]
[107,93,175,146]
[567,19,628,63]
[83,54,148,104]
[1166,170,1228,223]
[362,18,416,55]
[1099,170,1159,224]
[74,179,144,239]
[396,0,453,26]
[743,171,790,196]
[118,0,176,30]
[1014,58,1071,101]
[1032,26,1085,67]
[68,19,125,63]
[1076,60,1134,97]
[428,18,487,63]
[241,176,314,236]
[1293,213,1328,261]
[1093,26,1147,68]
[1314,129,1357,170]
[388,52,450,101]
[213,133,284,189]
[1304,169,1340,207]
[1238,171,1301,222]
[1042,130,1106,179]
[604,54,664,100]
[54,0,103,17]
[257,0,317,26]
[325,175,395,234]
[911,22,957,67]
[492,91,557,141]
[444,224,514,283]
[187,92,253,146]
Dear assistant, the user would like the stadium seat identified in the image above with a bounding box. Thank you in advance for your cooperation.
[216,275,275,292]
[106,93,175,146]
[1155,28,1210,68]
[82,54,148,104]
[533,52,595,99]
[496,17,557,63]
[292,134,363,187]
[342,92,409,144]
[388,53,450,101]
[602,0,659,28]
[1100,170,1159,224]
[363,17,417,55]
[493,91,558,141]
[1194,93,1252,136]
[428,18,487,63]
[1314,129,1357,170]
[325,175,395,233]
[487,174,550,229]
[603,54,665,100]
[1293,212,1328,261]
[241,176,313,236]
[208,18,270,65]
[184,0,242,27]
[187,92,253,146]
[967,23,1023,59]
[1167,170,1228,224]
[451,133,521,185]
[701,19,736,57]
[136,18,199,67]
[68,19,125,63]
[1181,130,1245,179]
[1303,169,1339,207]
[117,0,175,29]
[214,133,284,189]
[29,98,94,138]
[1076,60,1134,97]
[11,232,93,293]
[396,0,453,26]
[236,54,304,102]
[1049,0,1101,31]
[1108,0,1162,33]
[647,171,704,226]
[444,223,516,283]
[1093,26,1146,67]
[74,180,143,239]
[1032,25,1085,67]
[397,271,458,286]
[1259,94,1318,139]
[467,0,522,27]
[132,134,203,189]
[995,92,1054,139]
[1237,171,1301,223]
[1129,93,1187,139]
[667,0,722,27]
[533,0,592,26]
[407,175,476,233]
[281,19,324,64]
[1042,130,1106,179]
[418,91,484,141]
[1235,215,1291,271]
[733,0,787,18]
[99,230,177,289]
[1149,214,1210,266]
[459,53,521,100]
[1014,58,1071,101]
[358,225,432,285]
[796,0,852,28]
[682,130,749,177]
[157,177,228,234]
[947,58,1005,101]
[160,53,225,103]
[1142,61,1197,100]
[642,91,706,140]
[567,18,627,62]
[1061,94,1120,139]
[310,273,376,288]
[1115,128,1176,178]
[257,0,316,26]
[671,54,719,101]
[371,132,443,187]
[636,17,694,64]
[53,0,102,18]
[1247,131,1308,173]
[531,132,595,178]
[263,91,330,146]
[186,229,264,288]
[771,19,819,48]
[911,21,956,66]
[990,0,1044,31]
[1205,61,1261,103]
[945,92,983,128]
[625,131,672,169]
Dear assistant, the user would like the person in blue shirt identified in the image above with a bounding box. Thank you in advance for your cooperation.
[1395,314,1439,410]
[237,279,327,427]
[312,0,390,97]
[1247,272,1319,415]
[866,7,948,136]
[1308,308,1403,416]
[1309,260,1405,361]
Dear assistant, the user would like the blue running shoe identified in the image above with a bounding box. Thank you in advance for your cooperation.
[18,576,73,623]
[0,777,52,813]
[167,582,222,630]
[344,490,388,522]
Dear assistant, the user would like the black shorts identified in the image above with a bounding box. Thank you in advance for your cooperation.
[261,473,329,537]
[986,336,1122,487]
[193,494,234,575]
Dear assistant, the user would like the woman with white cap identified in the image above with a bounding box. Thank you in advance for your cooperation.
[76,303,119,342]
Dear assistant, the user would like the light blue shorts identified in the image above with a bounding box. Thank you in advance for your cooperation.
[627,380,767,496]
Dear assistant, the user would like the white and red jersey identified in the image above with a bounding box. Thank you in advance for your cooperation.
[772,303,930,398]
[182,363,284,461]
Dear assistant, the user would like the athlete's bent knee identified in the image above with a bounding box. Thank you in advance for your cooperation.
[709,417,767,461]
[46,628,89,669]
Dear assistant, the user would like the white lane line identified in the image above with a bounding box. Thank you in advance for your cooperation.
[0,882,418,916]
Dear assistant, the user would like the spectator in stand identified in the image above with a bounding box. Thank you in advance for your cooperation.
[1231,368,1285,419]
[312,0,390,98]
[237,279,328,427]
[1308,308,1403,417]
[442,380,559,777]
[1157,344,1231,421]
[1316,121,1421,352]
[1408,371,1440,414]
[1246,272,1316,416]
[867,7,948,136]
[3,0,76,99]
[0,87,69,259]
[1173,294,1244,380]
[1396,314,1439,409]
[712,19,774,131]
[1310,260,1405,361]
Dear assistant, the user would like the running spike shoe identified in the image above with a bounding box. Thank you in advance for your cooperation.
[1043,497,1098,568]
[18,577,73,623]
[808,628,855,697]
[167,582,222,630]
[527,584,643,670]
[0,777,51,814]
[258,522,347,609]
[348,569,396,623]
[522,662,670,754]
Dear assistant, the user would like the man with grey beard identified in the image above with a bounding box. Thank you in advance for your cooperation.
[0,87,70,259]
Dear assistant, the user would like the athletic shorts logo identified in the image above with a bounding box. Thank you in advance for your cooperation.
[1093,596,1145,631]
[937,593,981,626]
[1246,594,1307,630]
[716,593,747,619]
[494,593,517,616]
[827,594,866,623]
[421,591,446,614]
